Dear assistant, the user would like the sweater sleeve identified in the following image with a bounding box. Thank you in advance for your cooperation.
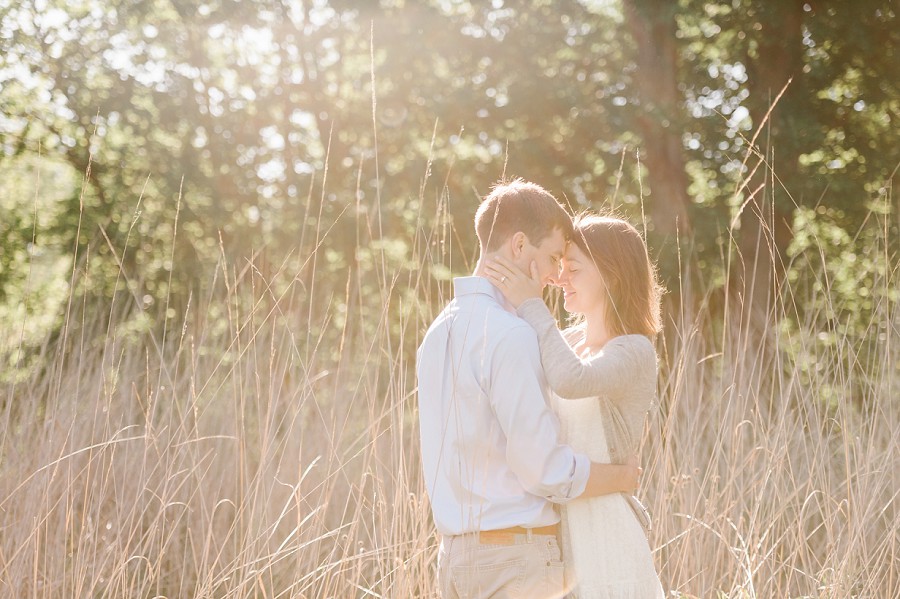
[516,298,657,402]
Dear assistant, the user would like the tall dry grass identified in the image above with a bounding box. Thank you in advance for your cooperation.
[1,157,898,599]
[645,232,900,597]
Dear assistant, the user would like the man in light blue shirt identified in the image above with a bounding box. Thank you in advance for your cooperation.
[417,179,640,598]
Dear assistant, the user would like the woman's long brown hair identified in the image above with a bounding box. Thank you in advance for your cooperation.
[570,213,664,339]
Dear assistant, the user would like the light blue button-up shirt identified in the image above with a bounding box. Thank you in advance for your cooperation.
[416,276,590,536]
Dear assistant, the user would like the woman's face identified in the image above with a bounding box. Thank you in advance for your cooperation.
[558,243,606,315]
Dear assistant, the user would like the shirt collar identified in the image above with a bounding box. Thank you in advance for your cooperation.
[453,276,516,313]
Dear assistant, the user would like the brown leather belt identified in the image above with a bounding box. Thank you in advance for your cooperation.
[477,524,559,545]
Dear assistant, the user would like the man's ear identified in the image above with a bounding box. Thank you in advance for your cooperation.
[510,231,527,257]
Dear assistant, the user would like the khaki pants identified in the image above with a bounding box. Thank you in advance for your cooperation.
[437,531,567,599]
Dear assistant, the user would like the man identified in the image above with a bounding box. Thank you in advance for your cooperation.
[417,179,640,599]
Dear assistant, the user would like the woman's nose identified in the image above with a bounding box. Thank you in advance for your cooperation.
[548,265,566,286]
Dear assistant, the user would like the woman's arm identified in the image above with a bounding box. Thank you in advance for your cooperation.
[483,256,657,401]
[581,457,642,498]
[517,299,656,401]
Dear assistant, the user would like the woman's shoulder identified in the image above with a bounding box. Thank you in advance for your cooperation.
[610,333,655,347]
[607,335,658,408]
[607,334,658,365]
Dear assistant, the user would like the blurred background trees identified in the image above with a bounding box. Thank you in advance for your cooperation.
[1,0,897,375]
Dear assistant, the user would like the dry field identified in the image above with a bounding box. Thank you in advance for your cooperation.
[0,178,897,598]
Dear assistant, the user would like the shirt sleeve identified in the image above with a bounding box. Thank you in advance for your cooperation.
[516,298,657,403]
[488,324,590,503]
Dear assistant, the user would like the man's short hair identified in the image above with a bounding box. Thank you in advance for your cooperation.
[474,179,574,252]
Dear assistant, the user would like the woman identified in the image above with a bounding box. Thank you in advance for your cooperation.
[485,213,665,598]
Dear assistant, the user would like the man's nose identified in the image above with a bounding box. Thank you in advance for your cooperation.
[546,267,563,286]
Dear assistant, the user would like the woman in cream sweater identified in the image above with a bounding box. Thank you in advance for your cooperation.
[485,213,665,599]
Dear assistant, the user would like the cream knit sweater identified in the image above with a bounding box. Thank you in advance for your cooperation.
[516,298,658,465]
[517,298,665,599]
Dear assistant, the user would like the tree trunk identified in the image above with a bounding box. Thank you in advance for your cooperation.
[737,1,805,323]
[623,0,693,246]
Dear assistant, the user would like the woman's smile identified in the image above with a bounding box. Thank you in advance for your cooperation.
[562,286,578,312]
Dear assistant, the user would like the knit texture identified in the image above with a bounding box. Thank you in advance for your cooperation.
[517,299,665,599]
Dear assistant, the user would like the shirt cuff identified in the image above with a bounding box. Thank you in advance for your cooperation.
[547,452,590,504]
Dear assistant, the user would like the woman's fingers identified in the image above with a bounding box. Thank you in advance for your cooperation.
[483,257,543,308]
[485,265,510,282]
[492,255,516,270]
[491,256,525,279]
[485,260,518,283]
[483,265,503,283]
[488,257,527,281]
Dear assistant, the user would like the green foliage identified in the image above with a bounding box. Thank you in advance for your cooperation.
[0,0,897,383]
[782,196,898,409]
[0,155,75,381]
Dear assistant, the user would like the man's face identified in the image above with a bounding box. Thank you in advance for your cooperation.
[521,227,567,287]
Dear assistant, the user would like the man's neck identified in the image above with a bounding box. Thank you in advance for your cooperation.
[472,258,487,278]
[473,250,508,278]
